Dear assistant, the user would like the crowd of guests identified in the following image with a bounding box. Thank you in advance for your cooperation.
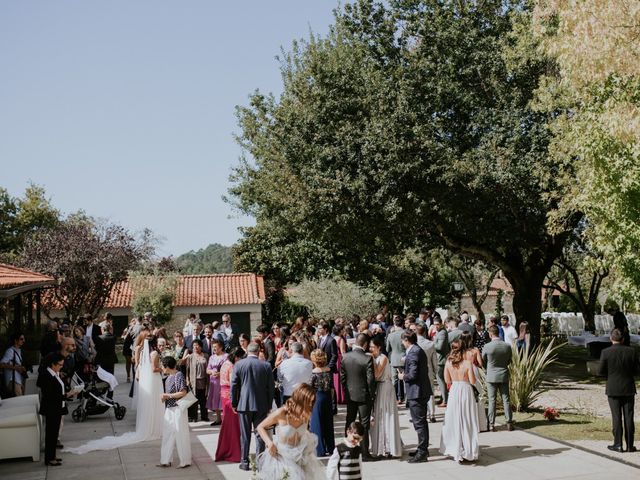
[6,307,637,475]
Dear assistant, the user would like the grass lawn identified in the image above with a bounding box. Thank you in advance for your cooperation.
[513,410,640,442]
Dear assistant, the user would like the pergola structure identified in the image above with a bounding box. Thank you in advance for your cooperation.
[0,264,55,334]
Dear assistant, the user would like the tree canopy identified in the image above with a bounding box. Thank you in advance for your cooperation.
[176,243,233,274]
[20,216,154,321]
[533,0,640,290]
[229,0,578,339]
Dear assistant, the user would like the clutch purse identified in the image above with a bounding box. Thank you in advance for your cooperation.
[177,390,197,411]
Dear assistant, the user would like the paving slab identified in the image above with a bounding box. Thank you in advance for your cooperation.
[1,364,638,479]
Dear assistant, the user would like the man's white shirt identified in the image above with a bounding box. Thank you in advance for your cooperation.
[503,325,518,345]
[277,353,312,396]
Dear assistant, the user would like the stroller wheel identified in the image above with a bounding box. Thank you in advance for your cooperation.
[71,407,87,423]
[114,405,127,420]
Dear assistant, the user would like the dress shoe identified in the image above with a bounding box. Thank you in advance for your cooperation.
[507,423,514,431]
[407,453,428,463]
[430,416,437,423]
[45,460,62,467]
[627,446,637,453]
[362,455,378,462]
[156,463,172,468]
[176,464,191,469]
[239,463,251,471]
[607,445,624,453]
[490,425,497,432]
[56,443,64,449]
[210,420,221,426]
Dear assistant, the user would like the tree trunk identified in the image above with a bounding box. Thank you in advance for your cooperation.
[470,293,486,323]
[506,273,544,346]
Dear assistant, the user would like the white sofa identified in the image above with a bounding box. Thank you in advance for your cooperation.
[0,394,41,461]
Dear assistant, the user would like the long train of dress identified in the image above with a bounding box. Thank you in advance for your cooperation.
[64,339,164,454]
[370,355,402,457]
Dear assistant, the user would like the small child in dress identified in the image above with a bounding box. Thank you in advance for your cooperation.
[326,421,364,480]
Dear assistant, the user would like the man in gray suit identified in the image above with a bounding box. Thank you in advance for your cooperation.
[231,342,275,470]
[386,316,406,403]
[433,316,450,405]
[482,325,514,431]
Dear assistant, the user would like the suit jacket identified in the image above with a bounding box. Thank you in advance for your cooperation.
[434,328,450,366]
[403,344,432,400]
[482,339,512,383]
[598,343,639,397]
[95,333,118,370]
[231,355,275,413]
[263,336,276,367]
[200,336,214,356]
[320,335,338,374]
[39,369,65,417]
[417,336,438,388]
[185,333,205,352]
[386,330,406,368]
[340,347,375,404]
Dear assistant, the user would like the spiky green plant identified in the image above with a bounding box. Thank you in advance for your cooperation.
[509,339,561,412]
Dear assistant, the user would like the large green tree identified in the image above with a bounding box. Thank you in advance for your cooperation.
[230,0,577,342]
[0,184,60,262]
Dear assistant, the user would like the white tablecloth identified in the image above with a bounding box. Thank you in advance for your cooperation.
[567,334,640,347]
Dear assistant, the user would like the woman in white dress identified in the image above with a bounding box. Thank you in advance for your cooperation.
[369,336,402,458]
[439,339,479,463]
[256,383,325,480]
[64,336,165,454]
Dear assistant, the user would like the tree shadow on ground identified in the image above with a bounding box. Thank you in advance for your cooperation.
[516,417,591,429]
[475,444,571,466]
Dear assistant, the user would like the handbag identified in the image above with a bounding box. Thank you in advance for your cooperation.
[177,389,197,411]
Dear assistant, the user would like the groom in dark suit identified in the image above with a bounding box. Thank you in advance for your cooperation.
[598,328,639,453]
[341,333,376,460]
[231,342,275,471]
[400,330,432,463]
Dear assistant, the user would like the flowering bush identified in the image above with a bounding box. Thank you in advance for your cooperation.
[543,407,560,421]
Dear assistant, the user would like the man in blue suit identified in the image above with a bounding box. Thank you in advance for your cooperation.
[399,330,432,463]
[231,342,275,471]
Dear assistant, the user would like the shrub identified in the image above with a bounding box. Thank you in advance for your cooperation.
[509,339,561,412]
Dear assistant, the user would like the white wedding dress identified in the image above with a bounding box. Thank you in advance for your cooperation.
[65,339,164,454]
[257,421,325,480]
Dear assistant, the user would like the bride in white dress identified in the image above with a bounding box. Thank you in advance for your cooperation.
[65,337,164,454]
[439,339,479,463]
[256,383,325,480]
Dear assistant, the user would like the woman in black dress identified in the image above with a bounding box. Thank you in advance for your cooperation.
[309,349,335,456]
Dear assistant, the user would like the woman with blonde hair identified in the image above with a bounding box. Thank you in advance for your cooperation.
[256,383,325,479]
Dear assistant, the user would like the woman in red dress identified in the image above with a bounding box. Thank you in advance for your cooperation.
[332,324,347,404]
[215,346,245,462]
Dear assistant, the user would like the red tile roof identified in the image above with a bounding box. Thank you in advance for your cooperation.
[106,273,266,308]
[0,263,54,289]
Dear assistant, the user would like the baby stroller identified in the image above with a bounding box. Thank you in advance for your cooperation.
[70,368,127,422]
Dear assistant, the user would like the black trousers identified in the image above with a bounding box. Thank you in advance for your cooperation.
[188,387,208,421]
[407,398,430,456]
[239,410,268,466]
[44,413,62,462]
[345,400,372,456]
[608,395,635,449]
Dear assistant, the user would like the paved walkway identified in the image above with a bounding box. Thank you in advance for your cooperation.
[1,365,638,480]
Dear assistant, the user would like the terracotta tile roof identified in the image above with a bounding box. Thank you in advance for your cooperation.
[106,273,266,308]
[0,263,55,289]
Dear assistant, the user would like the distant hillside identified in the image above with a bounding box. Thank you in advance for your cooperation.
[175,243,234,274]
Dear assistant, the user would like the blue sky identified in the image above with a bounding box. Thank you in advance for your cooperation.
[0,1,338,257]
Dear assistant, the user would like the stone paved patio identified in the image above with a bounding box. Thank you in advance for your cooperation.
[1,365,638,479]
